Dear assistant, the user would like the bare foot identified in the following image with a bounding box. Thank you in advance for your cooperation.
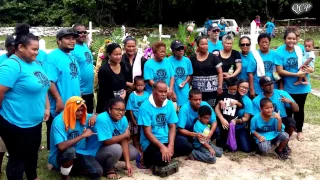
[301,81,309,85]
[294,81,302,85]
[297,132,304,141]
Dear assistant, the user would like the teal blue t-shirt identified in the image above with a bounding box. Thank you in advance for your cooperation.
[247,50,281,94]
[169,56,193,106]
[43,48,81,117]
[276,45,311,94]
[218,24,227,37]
[126,91,150,120]
[138,99,178,151]
[95,112,129,142]
[0,54,9,64]
[252,89,295,118]
[144,58,173,93]
[48,113,100,168]
[236,95,253,129]
[208,40,223,53]
[250,113,284,144]
[238,51,254,81]
[0,55,50,128]
[72,43,94,95]
[193,120,209,148]
[177,101,216,132]
[36,49,47,65]
[265,22,275,34]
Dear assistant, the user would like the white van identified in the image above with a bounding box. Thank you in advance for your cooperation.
[197,19,240,36]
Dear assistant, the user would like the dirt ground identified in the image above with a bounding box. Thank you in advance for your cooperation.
[114,123,320,180]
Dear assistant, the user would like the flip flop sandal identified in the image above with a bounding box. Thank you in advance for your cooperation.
[136,153,148,169]
[106,170,121,179]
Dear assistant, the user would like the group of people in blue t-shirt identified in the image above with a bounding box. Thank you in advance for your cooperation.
[0,21,315,180]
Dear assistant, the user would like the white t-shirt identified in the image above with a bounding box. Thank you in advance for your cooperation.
[303,51,315,67]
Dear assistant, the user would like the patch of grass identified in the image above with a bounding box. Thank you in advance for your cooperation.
[305,94,320,125]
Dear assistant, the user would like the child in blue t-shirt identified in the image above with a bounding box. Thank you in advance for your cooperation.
[250,98,289,160]
[189,106,223,164]
[126,76,150,151]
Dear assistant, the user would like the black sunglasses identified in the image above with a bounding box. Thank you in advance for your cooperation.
[77,31,87,35]
[175,47,184,51]
[212,29,220,33]
[75,100,86,105]
[240,43,251,47]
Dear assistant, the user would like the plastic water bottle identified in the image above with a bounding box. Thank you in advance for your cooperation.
[228,65,234,75]
[200,125,211,144]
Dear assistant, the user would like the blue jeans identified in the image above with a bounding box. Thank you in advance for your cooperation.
[235,126,252,153]
[192,142,223,164]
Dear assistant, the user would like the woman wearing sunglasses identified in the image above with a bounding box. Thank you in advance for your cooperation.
[94,97,138,179]
[215,35,242,89]
[96,43,127,113]
[238,36,254,82]
[168,40,193,107]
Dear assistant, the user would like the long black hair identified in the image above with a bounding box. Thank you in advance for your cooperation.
[13,23,38,50]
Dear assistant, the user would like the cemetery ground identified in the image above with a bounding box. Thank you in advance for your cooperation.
[0,34,320,179]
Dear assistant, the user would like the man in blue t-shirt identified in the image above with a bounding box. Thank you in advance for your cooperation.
[72,24,94,113]
[43,28,81,150]
[252,76,299,155]
[48,96,102,180]
[207,24,223,53]
[176,89,217,150]
[264,18,276,38]
[0,35,15,64]
[138,81,193,167]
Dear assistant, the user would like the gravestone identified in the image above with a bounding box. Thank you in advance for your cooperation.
[241,20,259,51]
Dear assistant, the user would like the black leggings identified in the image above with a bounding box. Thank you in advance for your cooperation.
[0,115,42,180]
[286,93,308,132]
[82,93,94,114]
[143,136,193,166]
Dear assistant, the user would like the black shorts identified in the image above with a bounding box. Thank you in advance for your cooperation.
[282,117,296,131]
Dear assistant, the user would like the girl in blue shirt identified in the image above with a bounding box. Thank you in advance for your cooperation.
[0,24,50,180]
[233,79,253,152]
[95,97,138,179]
[276,29,314,141]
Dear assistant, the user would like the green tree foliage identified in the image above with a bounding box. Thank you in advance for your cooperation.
[0,0,318,27]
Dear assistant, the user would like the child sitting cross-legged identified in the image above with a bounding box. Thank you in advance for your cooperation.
[189,106,223,164]
[250,98,289,160]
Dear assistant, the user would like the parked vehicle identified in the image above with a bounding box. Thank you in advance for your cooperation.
[197,19,240,36]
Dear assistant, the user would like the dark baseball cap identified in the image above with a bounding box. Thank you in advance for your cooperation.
[5,35,15,47]
[170,40,184,50]
[56,28,79,39]
[259,76,275,86]
[208,23,220,31]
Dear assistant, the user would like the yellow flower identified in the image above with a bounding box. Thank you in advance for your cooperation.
[104,39,112,44]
